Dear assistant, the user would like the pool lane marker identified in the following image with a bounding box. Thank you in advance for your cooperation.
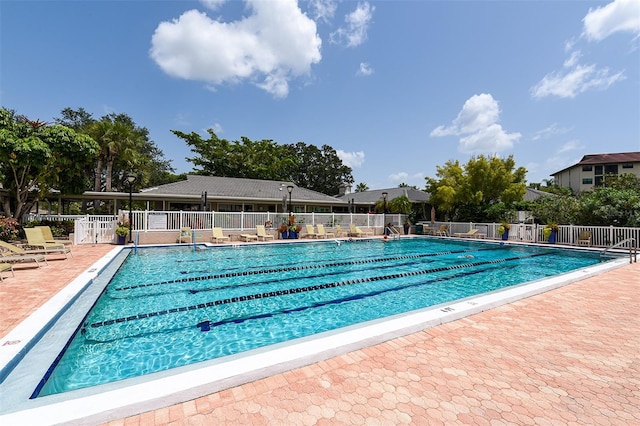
[90,252,551,332]
[113,247,502,292]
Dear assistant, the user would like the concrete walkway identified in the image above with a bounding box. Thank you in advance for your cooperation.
[1,244,638,425]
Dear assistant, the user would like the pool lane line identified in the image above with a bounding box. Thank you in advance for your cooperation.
[83,264,500,344]
[113,247,503,292]
[89,252,551,332]
[109,256,448,299]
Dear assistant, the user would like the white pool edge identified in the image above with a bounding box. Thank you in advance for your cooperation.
[0,252,629,425]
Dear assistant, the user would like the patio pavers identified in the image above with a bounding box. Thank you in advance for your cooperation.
[1,244,638,425]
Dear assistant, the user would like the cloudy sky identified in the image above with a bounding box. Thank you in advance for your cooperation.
[2,0,639,190]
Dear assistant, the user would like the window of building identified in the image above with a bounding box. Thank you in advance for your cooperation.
[582,178,593,184]
[218,204,244,212]
[622,163,634,169]
[582,165,592,171]
[595,165,603,175]
[594,176,604,186]
[604,165,618,174]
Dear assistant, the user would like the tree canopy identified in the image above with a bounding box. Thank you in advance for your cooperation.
[0,107,99,218]
[425,154,527,222]
[173,129,353,196]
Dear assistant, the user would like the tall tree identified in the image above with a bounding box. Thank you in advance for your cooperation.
[0,108,99,219]
[355,182,369,192]
[174,129,353,195]
[425,154,527,221]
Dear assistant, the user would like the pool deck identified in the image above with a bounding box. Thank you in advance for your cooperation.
[1,242,638,425]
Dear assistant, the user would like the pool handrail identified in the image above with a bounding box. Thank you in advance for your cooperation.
[601,238,637,264]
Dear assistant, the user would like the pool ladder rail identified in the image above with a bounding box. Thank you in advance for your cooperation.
[601,237,637,264]
[385,226,401,240]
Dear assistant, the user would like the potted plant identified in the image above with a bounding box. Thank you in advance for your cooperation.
[277,222,288,239]
[115,225,129,245]
[543,222,559,243]
[497,222,510,241]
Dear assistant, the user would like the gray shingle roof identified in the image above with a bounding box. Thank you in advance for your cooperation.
[336,187,431,204]
[141,175,345,204]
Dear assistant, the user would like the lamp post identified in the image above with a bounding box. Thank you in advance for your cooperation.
[126,173,137,243]
[287,185,293,215]
[382,191,388,235]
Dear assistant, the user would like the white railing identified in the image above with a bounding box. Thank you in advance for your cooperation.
[29,212,640,248]
[432,221,640,247]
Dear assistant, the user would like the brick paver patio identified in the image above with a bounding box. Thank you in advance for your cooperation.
[1,243,638,425]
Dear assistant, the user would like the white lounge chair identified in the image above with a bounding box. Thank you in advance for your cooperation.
[305,224,319,239]
[256,225,274,241]
[316,224,334,238]
[211,227,230,243]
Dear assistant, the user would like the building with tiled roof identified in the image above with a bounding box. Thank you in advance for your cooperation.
[335,186,431,213]
[83,175,348,213]
[551,152,640,194]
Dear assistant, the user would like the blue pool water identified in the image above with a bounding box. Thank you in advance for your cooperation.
[35,238,601,396]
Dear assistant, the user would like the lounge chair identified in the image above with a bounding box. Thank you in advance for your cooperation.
[453,229,484,238]
[435,225,449,236]
[22,228,72,257]
[177,227,193,243]
[335,225,343,237]
[239,233,259,242]
[578,231,592,246]
[349,224,374,237]
[305,224,319,239]
[1,250,47,268]
[316,224,334,238]
[211,227,230,243]
[35,226,73,245]
[0,263,14,281]
[256,225,274,241]
[0,240,53,258]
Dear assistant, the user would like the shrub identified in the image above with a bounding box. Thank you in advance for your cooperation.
[0,216,20,242]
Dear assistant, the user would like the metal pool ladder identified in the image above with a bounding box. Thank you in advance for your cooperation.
[601,238,637,264]
[385,226,401,240]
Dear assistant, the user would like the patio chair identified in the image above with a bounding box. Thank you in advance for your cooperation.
[177,227,193,243]
[305,224,319,238]
[35,226,73,245]
[1,249,47,267]
[453,229,481,238]
[22,228,72,257]
[349,224,374,237]
[578,231,592,246]
[435,225,449,236]
[316,224,335,238]
[0,263,14,281]
[335,225,343,237]
[256,225,274,241]
[239,233,259,242]
[211,227,230,243]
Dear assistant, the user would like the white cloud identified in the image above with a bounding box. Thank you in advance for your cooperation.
[563,50,581,68]
[309,0,337,24]
[150,0,322,98]
[531,123,572,141]
[388,172,424,184]
[583,0,640,42]
[530,62,625,99]
[430,94,521,154]
[357,62,373,76]
[330,2,375,47]
[200,0,226,11]
[557,140,584,154]
[337,150,365,168]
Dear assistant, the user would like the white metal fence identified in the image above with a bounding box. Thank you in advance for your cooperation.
[26,213,639,248]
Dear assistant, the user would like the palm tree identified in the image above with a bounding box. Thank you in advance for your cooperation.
[355,182,369,192]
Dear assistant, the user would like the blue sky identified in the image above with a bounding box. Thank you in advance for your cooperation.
[2,0,639,191]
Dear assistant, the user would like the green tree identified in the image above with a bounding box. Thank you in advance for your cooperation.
[425,155,527,221]
[355,182,369,192]
[58,108,176,196]
[174,129,353,195]
[0,108,99,219]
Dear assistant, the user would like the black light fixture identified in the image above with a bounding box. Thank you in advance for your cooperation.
[287,185,294,215]
[382,191,388,214]
[126,173,137,243]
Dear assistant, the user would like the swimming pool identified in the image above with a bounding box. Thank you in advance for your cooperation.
[0,237,627,423]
